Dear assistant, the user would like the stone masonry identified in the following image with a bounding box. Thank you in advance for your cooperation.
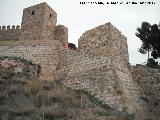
[131,65,160,120]
[0,25,20,41]
[0,2,159,120]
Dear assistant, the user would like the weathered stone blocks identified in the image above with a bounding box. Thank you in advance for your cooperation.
[0,2,159,120]
[0,25,20,41]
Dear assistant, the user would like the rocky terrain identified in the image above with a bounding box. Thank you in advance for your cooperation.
[0,57,134,120]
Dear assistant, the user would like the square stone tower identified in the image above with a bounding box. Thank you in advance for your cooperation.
[20,2,57,40]
[78,22,129,64]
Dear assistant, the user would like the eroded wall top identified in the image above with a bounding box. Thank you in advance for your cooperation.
[78,22,129,64]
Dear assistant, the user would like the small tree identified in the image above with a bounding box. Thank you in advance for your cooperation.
[135,22,152,60]
[150,24,160,59]
[68,42,77,50]
[136,21,160,66]
[145,58,160,69]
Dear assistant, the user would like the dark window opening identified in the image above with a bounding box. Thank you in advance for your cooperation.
[32,11,35,15]
[50,14,52,17]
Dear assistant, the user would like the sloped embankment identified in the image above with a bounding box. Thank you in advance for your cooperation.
[0,57,134,120]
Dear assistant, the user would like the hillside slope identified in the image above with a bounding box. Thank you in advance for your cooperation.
[0,57,134,120]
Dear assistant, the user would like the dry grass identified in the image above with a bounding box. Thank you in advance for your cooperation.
[8,106,35,116]
[0,40,19,46]
[40,107,67,119]
[7,85,17,95]
[0,93,6,99]
[0,69,135,120]
[27,79,43,89]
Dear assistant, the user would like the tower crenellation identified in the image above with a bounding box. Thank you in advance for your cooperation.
[0,2,67,45]
[7,25,10,30]
[0,25,21,41]
[2,26,6,30]
[16,25,20,29]
[12,25,16,30]
[0,25,20,31]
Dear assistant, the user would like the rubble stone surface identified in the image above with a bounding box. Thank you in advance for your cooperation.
[0,2,159,120]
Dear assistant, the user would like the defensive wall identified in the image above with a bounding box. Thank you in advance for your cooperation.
[0,2,67,81]
[0,2,159,120]
[131,65,160,120]
[59,23,149,120]
[0,25,20,41]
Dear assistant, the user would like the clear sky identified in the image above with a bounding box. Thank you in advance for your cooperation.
[0,0,159,65]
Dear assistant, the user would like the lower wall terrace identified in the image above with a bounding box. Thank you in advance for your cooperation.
[0,45,60,80]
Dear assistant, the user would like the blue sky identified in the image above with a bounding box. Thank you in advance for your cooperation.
[0,0,160,65]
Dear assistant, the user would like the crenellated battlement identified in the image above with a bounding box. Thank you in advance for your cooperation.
[0,25,20,31]
[0,2,157,119]
[0,25,21,41]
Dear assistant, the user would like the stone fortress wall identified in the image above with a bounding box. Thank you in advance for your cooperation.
[62,23,129,108]
[0,25,20,41]
[131,65,160,120]
[20,2,57,40]
[60,23,149,120]
[0,2,159,120]
[0,43,61,81]
[0,2,67,81]
[61,48,125,108]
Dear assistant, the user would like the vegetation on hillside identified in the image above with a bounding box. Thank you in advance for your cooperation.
[0,56,41,80]
[68,42,77,50]
[0,57,134,120]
